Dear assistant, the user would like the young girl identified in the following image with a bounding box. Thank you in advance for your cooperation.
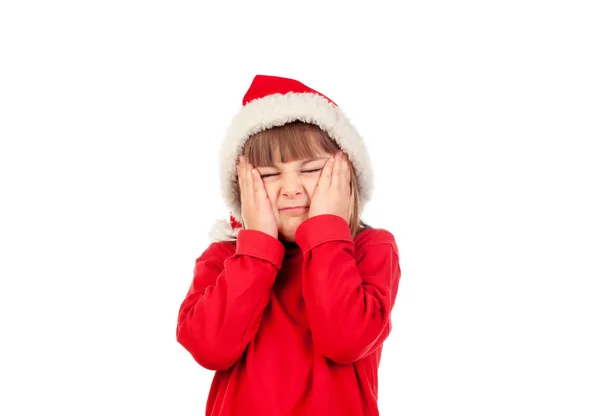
[176,75,401,415]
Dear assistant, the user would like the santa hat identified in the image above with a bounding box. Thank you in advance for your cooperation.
[210,74,374,242]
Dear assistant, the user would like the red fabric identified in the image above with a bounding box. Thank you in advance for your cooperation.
[229,214,242,230]
[177,215,401,415]
[242,74,337,106]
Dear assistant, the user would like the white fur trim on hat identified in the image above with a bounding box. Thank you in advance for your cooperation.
[218,92,374,229]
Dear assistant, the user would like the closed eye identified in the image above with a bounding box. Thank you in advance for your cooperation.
[260,168,322,178]
[260,173,279,178]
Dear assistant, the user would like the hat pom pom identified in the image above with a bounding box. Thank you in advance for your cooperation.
[209,214,243,242]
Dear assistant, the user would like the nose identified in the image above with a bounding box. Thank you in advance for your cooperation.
[281,172,303,197]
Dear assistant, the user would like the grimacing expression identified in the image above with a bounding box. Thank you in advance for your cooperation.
[256,153,332,242]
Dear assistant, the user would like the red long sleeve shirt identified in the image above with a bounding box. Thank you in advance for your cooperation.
[176,215,401,415]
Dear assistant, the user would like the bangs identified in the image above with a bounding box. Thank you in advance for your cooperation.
[243,121,340,167]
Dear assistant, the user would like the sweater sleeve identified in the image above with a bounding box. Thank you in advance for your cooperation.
[295,215,401,365]
[176,230,285,371]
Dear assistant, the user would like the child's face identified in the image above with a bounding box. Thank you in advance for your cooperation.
[255,152,333,242]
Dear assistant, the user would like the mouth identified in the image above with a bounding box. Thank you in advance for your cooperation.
[279,206,309,213]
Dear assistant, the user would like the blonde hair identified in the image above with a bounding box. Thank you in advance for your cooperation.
[239,121,369,237]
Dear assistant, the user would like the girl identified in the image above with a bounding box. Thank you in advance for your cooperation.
[176,75,401,415]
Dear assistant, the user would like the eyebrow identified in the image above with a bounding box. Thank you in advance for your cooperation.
[260,157,329,170]
[299,157,329,166]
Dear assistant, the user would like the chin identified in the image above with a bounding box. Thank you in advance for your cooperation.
[279,217,307,242]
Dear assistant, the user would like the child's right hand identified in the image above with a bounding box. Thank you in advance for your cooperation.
[237,155,279,239]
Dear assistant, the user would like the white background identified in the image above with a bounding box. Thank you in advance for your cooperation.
[1,1,599,415]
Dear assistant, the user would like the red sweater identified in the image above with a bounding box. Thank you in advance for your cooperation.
[177,215,401,415]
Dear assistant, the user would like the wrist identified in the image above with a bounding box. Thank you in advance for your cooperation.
[245,224,278,239]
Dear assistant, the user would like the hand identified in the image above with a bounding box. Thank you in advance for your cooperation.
[308,151,351,222]
[237,155,278,239]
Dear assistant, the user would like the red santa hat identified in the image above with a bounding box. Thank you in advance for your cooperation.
[210,75,374,242]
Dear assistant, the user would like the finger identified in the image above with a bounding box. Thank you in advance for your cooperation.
[238,156,249,193]
[318,155,335,189]
[331,151,344,188]
[245,161,255,199]
[239,157,251,202]
[251,168,267,197]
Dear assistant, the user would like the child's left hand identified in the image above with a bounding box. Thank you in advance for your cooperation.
[308,151,352,222]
